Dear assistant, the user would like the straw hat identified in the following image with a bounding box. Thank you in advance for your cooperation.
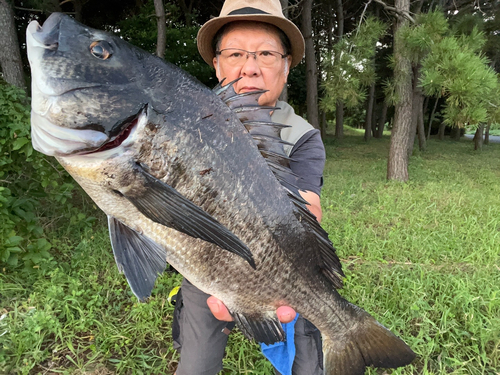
[197,0,305,68]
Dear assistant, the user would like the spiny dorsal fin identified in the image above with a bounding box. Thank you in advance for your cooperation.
[244,121,290,138]
[214,79,344,289]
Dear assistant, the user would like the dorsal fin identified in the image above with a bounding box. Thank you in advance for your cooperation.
[214,79,344,289]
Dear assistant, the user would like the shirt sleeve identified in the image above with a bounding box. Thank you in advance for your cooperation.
[288,129,325,196]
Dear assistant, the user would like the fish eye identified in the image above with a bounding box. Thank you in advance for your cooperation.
[90,41,113,60]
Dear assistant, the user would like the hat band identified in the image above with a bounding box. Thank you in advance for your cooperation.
[228,7,271,15]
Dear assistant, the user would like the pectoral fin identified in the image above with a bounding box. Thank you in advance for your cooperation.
[108,216,167,301]
[124,166,256,269]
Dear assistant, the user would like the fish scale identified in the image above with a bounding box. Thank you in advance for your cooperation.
[27,12,416,374]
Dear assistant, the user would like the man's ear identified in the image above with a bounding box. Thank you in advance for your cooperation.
[284,57,292,79]
[213,57,221,80]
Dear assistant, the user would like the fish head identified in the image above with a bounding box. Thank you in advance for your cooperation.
[27,13,155,156]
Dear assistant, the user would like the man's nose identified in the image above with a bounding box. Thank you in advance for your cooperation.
[241,54,261,76]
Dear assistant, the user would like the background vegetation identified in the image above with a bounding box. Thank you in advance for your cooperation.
[1,0,499,374]
[1,99,499,373]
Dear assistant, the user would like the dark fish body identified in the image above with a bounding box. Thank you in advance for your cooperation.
[27,13,415,374]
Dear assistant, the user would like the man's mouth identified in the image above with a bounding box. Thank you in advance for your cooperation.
[240,86,262,92]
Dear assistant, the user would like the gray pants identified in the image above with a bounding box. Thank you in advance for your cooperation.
[172,278,323,375]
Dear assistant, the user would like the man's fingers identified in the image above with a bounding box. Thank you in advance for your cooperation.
[207,296,234,322]
[276,306,296,323]
[207,296,297,324]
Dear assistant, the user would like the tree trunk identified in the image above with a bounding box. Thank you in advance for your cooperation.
[407,68,423,157]
[302,0,319,129]
[417,103,426,151]
[427,96,439,139]
[178,0,194,27]
[279,0,288,102]
[320,110,327,139]
[387,0,413,182]
[474,124,484,150]
[451,127,461,140]
[73,0,83,22]
[371,100,378,136]
[154,0,166,59]
[334,0,344,139]
[335,100,344,139]
[45,0,61,13]
[377,101,388,138]
[484,122,491,145]
[423,95,429,119]
[438,122,446,140]
[364,83,375,141]
[0,0,26,90]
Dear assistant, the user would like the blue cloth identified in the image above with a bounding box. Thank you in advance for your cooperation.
[260,314,299,375]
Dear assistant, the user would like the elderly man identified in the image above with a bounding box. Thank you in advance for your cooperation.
[172,1,325,374]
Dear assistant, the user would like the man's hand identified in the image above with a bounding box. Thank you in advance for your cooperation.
[207,296,297,323]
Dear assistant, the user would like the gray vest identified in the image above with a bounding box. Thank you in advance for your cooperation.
[271,100,315,156]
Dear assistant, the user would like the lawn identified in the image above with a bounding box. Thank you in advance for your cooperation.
[1,130,499,374]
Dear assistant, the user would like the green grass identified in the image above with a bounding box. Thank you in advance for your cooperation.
[465,127,500,136]
[1,131,499,374]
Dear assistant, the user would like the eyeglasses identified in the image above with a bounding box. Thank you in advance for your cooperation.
[215,48,287,68]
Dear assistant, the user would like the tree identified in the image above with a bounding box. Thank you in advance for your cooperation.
[117,0,216,87]
[154,0,166,58]
[334,0,344,139]
[0,0,26,90]
[302,0,319,129]
[321,17,386,137]
[419,15,498,148]
[387,0,413,182]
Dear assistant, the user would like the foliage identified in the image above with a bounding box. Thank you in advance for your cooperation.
[394,10,499,129]
[321,17,386,111]
[0,80,92,272]
[398,11,449,64]
[1,133,499,374]
[420,32,498,127]
[116,0,217,88]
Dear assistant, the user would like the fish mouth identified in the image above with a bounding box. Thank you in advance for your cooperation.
[80,112,140,155]
[31,108,144,157]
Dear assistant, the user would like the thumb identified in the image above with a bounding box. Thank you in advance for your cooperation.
[276,306,296,323]
[207,296,234,322]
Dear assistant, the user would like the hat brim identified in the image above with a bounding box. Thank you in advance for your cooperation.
[197,14,305,69]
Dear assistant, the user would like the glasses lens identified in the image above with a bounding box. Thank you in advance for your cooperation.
[219,49,282,67]
[220,49,246,66]
[256,51,280,67]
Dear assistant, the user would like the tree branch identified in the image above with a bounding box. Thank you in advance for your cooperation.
[373,0,415,22]
[13,6,75,14]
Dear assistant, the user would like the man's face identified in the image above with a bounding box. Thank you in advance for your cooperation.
[213,22,292,107]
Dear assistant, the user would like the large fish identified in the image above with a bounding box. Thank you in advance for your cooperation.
[27,13,415,374]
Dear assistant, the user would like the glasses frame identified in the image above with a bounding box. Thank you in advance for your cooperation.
[215,48,287,67]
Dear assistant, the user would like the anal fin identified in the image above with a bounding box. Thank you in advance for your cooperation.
[108,216,167,301]
[232,312,285,345]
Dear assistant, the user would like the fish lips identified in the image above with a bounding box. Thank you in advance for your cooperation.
[31,108,144,157]
[30,111,108,156]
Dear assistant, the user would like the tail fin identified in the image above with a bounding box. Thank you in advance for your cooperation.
[322,302,416,375]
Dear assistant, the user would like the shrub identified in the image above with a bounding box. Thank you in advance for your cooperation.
[0,81,92,272]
